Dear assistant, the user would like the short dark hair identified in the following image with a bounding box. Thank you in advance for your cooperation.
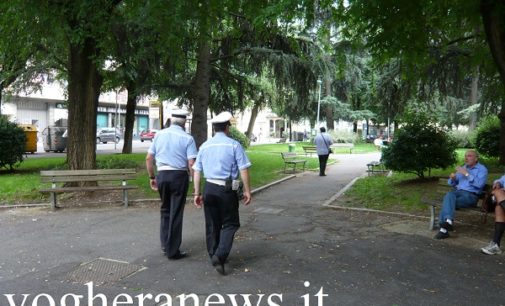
[320,127,326,132]
[214,121,230,132]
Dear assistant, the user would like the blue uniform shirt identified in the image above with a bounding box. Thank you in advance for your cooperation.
[148,125,197,169]
[448,162,488,195]
[193,132,251,179]
[314,132,333,155]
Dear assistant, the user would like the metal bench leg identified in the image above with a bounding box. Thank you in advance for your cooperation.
[123,189,128,207]
[50,192,57,211]
[122,180,128,207]
[430,205,436,230]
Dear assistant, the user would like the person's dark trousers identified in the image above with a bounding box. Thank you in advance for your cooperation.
[318,154,329,176]
[203,182,240,262]
[157,170,189,257]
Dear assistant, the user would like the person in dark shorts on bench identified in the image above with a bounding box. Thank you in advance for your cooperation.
[435,150,488,239]
[480,175,505,255]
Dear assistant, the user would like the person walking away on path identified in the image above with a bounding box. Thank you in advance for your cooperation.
[434,149,488,239]
[192,111,252,275]
[145,109,197,260]
[314,127,333,176]
[480,174,505,255]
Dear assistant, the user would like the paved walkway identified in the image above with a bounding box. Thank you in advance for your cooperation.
[1,152,504,305]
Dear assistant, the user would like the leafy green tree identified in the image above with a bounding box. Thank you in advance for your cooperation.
[475,116,500,157]
[0,116,25,171]
[381,114,457,178]
[342,0,505,163]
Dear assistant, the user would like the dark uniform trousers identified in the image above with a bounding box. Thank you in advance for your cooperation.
[203,182,240,261]
[318,154,329,175]
[157,170,189,257]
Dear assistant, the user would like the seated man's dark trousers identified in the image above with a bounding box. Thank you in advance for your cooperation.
[203,182,240,262]
[157,170,189,257]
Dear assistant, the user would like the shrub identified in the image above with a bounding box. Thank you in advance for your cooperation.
[475,116,500,157]
[328,130,359,143]
[381,116,457,178]
[229,126,250,149]
[449,130,474,148]
[0,116,26,171]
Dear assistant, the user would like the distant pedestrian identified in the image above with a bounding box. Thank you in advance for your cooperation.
[193,111,252,275]
[314,127,333,176]
[145,109,197,260]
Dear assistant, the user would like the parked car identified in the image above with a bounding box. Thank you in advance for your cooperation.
[96,128,121,144]
[140,129,158,142]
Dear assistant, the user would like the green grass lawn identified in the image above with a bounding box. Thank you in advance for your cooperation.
[0,146,319,205]
[344,149,505,213]
[249,142,377,154]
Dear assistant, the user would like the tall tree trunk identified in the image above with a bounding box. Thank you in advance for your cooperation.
[0,83,3,116]
[123,83,137,154]
[190,40,211,148]
[324,77,334,130]
[66,39,102,170]
[469,66,480,130]
[246,99,261,138]
[481,0,505,164]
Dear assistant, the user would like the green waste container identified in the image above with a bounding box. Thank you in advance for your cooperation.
[288,144,295,152]
[19,124,38,154]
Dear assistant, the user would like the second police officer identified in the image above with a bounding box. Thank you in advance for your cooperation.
[192,111,252,275]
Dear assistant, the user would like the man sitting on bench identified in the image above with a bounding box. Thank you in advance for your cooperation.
[480,175,505,255]
[435,150,488,239]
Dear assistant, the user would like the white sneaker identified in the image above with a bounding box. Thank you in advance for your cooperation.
[481,241,502,255]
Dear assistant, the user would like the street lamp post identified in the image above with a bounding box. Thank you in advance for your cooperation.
[316,79,322,129]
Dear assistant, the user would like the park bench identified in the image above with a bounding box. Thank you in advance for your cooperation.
[302,145,317,156]
[281,152,306,173]
[330,142,354,154]
[277,137,287,143]
[366,161,389,176]
[421,178,492,230]
[40,169,138,210]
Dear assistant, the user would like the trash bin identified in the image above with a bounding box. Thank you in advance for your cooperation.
[42,126,67,153]
[19,124,38,154]
[288,144,295,152]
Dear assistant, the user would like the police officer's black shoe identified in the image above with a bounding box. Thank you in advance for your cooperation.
[168,251,187,260]
[211,255,225,275]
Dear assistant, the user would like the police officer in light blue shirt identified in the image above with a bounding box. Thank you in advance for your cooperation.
[435,149,488,239]
[192,111,252,275]
[146,109,197,260]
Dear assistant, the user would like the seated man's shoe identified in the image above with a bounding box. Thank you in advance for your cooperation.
[434,231,449,239]
[211,255,225,275]
[440,221,454,232]
[168,251,187,260]
[481,241,503,255]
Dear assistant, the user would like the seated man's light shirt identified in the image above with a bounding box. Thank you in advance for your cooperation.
[148,125,197,169]
[448,163,488,195]
[193,132,251,180]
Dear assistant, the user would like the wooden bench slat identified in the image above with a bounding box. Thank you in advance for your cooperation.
[40,185,137,193]
[41,174,137,183]
[39,168,137,210]
[421,178,491,230]
[40,169,137,176]
[281,152,306,173]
